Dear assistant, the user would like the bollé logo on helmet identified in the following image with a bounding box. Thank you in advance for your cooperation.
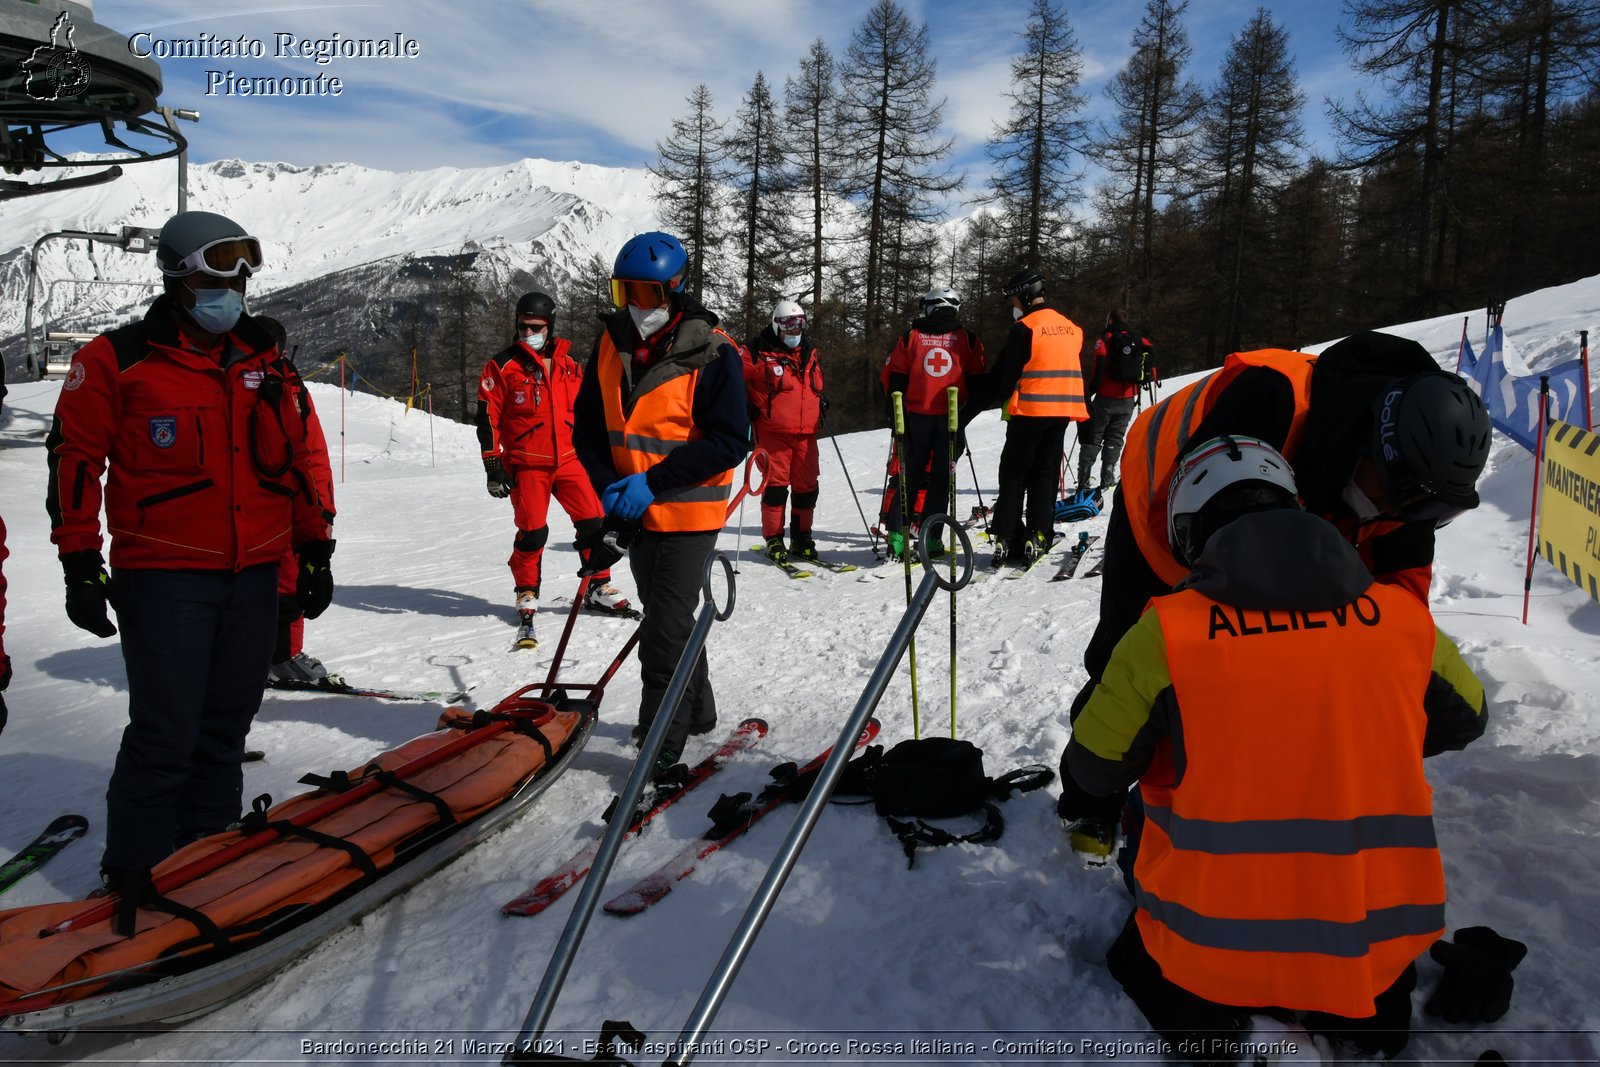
[1378,387,1404,462]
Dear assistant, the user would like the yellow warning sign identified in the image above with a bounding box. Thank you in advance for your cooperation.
[1540,420,1600,605]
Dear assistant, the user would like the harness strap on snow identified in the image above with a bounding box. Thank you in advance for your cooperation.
[373,769,457,828]
[884,802,1005,869]
[264,819,380,877]
[990,766,1055,799]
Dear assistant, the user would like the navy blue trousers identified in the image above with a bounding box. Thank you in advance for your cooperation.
[104,564,277,871]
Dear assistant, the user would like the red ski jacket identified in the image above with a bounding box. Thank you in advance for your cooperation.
[743,328,825,437]
[476,337,584,471]
[47,299,333,571]
[882,314,987,416]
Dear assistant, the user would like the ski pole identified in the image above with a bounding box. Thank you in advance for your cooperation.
[946,387,960,738]
[820,401,882,559]
[663,520,975,1067]
[508,555,738,1060]
[965,449,991,538]
[891,391,919,739]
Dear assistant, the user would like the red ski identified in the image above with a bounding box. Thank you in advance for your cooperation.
[602,718,882,916]
[501,718,769,916]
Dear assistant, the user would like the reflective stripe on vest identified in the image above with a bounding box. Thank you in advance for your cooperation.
[1008,308,1088,419]
[1133,583,1444,1017]
[596,335,734,532]
[1122,349,1316,586]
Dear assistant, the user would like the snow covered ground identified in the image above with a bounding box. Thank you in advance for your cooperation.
[1,278,1598,1066]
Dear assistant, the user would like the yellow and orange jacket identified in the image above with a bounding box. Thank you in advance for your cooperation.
[1062,509,1487,1018]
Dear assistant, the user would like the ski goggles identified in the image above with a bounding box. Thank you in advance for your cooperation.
[1381,469,1470,527]
[162,235,264,278]
[610,278,671,310]
[774,314,807,333]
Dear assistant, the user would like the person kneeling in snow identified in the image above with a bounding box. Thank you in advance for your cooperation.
[1057,436,1489,1062]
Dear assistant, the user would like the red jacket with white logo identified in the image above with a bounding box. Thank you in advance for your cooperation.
[46,299,333,571]
[476,337,584,471]
[882,311,987,416]
[743,327,825,437]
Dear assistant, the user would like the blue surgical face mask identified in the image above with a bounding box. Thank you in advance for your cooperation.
[187,287,244,334]
[782,333,801,349]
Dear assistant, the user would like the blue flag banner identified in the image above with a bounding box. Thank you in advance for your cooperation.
[1458,336,1479,379]
[1467,325,1590,453]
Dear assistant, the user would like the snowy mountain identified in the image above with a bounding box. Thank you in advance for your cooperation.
[0,155,659,375]
[0,275,1597,1065]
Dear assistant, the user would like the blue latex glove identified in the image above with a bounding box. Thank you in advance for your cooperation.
[606,473,655,521]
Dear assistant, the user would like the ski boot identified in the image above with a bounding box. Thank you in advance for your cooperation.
[514,590,538,650]
[764,534,789,564]
[583,581,634,616]
[1023,530,1053,564]
[1065,817,1117,866]
[791,535,820,564]
[269,651,331,684]
[885,531,907,562]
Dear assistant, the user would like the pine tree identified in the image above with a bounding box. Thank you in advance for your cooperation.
[1096,0,1204,309]
[725,71,795,340]
[1196,9,1305,358]
[784,38,846,313]
[983,0,1089,274]
[651,84,729,301]
[837,0,960,344]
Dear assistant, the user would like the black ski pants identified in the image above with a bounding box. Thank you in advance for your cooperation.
[628,529,718,756]
[886,412,952,532]
[992,415,1072,549]
[105,563,277,872]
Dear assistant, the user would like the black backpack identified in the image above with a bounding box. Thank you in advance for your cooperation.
[1105,328,1152,384]
[840,738,1054,867]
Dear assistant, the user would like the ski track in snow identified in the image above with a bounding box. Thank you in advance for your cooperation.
[1,276,1599,1064]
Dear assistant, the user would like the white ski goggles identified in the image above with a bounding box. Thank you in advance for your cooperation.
[162,236,264,278]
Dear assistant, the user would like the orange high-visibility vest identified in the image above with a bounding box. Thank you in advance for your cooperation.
[1008,307,1088,419]
[595,334,734,533]
[1133,582,1445,1017]
[1122,350,1316,586]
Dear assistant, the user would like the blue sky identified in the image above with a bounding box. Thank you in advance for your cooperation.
[79,0,1353,198]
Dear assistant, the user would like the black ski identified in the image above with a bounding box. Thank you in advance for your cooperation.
[267,677,473,704]
[502,718,770,916]
[0,815,89,896]
[1050,535,1101,581]
[550,596,644,621]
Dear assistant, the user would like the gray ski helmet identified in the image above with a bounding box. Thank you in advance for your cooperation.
[920,287,960,316]
[1002,268,1045,300]
[515,291,556,323]
[1370,370,1492,524]
[156,210,256,276]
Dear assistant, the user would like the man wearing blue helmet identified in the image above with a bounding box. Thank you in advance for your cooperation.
[572,231,749,778]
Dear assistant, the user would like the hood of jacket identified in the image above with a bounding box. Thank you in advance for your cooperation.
[1175,508,1374,611]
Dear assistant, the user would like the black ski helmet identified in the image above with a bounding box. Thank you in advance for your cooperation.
[1369,370,1492,524]
[515,291,556,322]
[1002,268,1045,300]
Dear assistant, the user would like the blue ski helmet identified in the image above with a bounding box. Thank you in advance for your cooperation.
[613,231,688,290]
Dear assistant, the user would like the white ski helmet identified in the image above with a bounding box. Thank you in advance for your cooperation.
[771,298,806,334]
[1167,435,1301,566]
[921,287,960,316]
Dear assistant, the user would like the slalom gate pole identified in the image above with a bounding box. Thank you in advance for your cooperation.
[946,388,959,738]
[338,353,346,484]
[891,392,920,739]
[1522,380,1549,626]
[507,556,738,1063]
[663,520,974,1067]
[1581,330,1592,430]
[821,403,882,559]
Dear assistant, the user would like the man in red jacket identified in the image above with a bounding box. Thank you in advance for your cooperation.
[46,210,336,896]
[744,299,827,564]
[477,291,632,649]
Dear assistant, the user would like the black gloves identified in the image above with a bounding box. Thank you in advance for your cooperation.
[61,550,118,638]
[818,394,830,417]
[485,457,512,499]
[1424,926,1528,1023]
[295,539,336,620]
[574,519,637,576]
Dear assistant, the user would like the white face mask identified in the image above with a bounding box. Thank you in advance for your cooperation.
[520,332,546,352]
[1011,305,1025,321]
[1342,477,1383,523]
[629,305,671,338]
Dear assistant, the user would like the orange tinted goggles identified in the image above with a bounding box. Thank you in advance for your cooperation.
[610,278,670,309]
[163,236,264,278]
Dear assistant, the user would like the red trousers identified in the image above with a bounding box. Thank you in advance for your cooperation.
[510,457,607,593]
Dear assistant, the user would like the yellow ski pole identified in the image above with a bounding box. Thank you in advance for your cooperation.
[892,391,919,739]
[947,387,959,738]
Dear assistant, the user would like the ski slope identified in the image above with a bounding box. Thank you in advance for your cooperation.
[1,278,1598,1065]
